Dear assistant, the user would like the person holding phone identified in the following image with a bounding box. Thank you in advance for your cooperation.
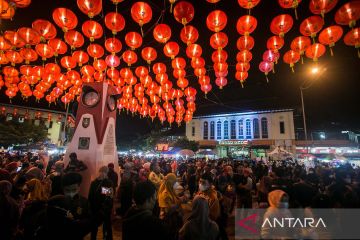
[88,166,114,240]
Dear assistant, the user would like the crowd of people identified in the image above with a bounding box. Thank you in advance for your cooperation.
[1,150,360,240]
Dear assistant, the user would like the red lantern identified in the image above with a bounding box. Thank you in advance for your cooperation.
[235,71,248,88]
[0,36,12,51]
[52,8,78,32]
[77,0,102,18]
[61,56,76,70]
[0,1,15,20]
[238,0,261,11]
[135,66,149,78]
[213,62,228,72]
[141,47,157,64]
[173,69,186,78]
[305,43,326,61]
[17,28,40,46]
[263,50,280,63]
[122,50,138,66]
[35,43,54,61]
[215,77,227,89]
[87,43,104,59]
[210,32,228,50]
[180,25,198,45]
[177,78,189,89]
[6,50,23,65]
[153,24,172,44]
[236,35,255,51]
[64,30,85,49]
[191,57,205,68]
[72,50,89,66]
[125,32,143,49]
[153,63,167,74]
[270,14,293,37]
[206,10,227,32]
[131,2,152,32]
[283,50,300,72]
[236,15,257,36]
[105,37,122,54]
[259,61,273,82]
[344,28,360,58]
[4,31,25,49]
[236,50,252,62]
[172,57,186,69]
[267,36,284,52]
[82,20,103,42]
[236,62,250,72]
[48,38,68,56]
[81,65,95,76]
[173,1,195,25]
[335,1,360,28]
[104,12,125,35]
[291,36,311,59]
[300,16,324,39]
[278,0,302,19]
[19,48,38,64]
[163,41,180,59]
[319,25,343,56]
[212,50,228,63]
[32,19,57,41]
[186,43,202,59]
[120,68,133,79]
[309,0,338,18]
[105,54,120,68]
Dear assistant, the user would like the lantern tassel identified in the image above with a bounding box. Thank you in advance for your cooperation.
[140,26,144,37]
[301,56,304,64]
[291,66,294,73]
[294,8,298,20]
[266,75,269,83]
[272,67,275,74]
[170,3,173,13]
[241,83,244,89]
[357,48,360,58]
[330,47,334,57]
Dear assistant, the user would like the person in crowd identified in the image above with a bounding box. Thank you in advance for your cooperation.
[0,180,20,240]
[292,172,318,207]
[257,175,272,207]
[64,152,88,173]
[47,160,64,196]
[117,163,135,216]
[179,195,220,240]
[107,163,118,193]
[236,167,253,208]
[149,162,164,189]
[122,180,171,240]
[196,173,220,221]
[88,166,113,240]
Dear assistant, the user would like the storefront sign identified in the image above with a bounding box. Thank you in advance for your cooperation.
[219,140,250,146]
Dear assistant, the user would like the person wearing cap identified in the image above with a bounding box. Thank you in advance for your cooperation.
[64,152,87,173]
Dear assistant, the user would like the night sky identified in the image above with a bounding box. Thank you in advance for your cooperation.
[1,0,359,141]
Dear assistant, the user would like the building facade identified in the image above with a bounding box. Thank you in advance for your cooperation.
[186,109,296,158]
[0,103,74,145]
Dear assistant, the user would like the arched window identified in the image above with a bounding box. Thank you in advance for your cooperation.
[261,117,268,139]
[230,120,236,139]
[210,121,215,139]
[216,121,222,139]
[253,118,260,139]
[245,119,251,139]
[238,119,244,139]
[203,121,208,140]
[224,120,229,139]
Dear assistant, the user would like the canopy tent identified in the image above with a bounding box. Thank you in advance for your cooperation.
[177,149,195,158]
[268,146,293,160]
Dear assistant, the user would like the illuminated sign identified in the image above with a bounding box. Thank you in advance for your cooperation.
[219,140,250,145]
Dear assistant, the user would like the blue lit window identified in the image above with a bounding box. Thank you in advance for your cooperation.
[224,121,229,139]
[217,121,222,139]
[203,121,208,140]
[230,120,236,139]
[246,119,251,139]
[238,119,244,139]
[210,121,215,139]
[253,118,260,139]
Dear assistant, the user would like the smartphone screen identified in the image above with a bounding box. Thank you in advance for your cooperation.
[16,166,22,172]
[101,187,112,195]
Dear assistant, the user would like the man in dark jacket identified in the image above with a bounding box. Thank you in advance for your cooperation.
[122,180,171,240]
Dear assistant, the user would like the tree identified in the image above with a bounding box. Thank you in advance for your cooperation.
[173,138,199,152]
[0,120,49,147]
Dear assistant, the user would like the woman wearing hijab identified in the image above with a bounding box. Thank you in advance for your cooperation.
[179,196,219,240]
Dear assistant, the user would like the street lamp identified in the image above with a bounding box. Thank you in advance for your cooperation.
[300,65,326,141]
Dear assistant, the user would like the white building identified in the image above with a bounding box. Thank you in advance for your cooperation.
[186,109,296,158]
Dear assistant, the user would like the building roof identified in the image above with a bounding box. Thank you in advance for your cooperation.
[193,109,294,119]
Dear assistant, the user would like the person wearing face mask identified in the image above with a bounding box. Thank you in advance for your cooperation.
[88,166,114,240]
[62,172,90,220]
[196,173,220,222]
[123,180,171,240]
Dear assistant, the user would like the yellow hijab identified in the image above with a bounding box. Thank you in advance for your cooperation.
[158,173,179,208]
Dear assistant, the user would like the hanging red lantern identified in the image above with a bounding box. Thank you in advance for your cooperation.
[4,31,26,49]
[125,32,143,49]
[61,56,76,70]
[344,27,360,58]
[236,15,257,36]
[278,0,302,19]
[319,25,343,56]
[135,66,149,78]
[263,50,280,64]
[131,1,152,34]
[163,41,180,59]
[32,19,57,41]
[172,57,186,69]
[0,36,12,51]
[153,63,167,74]
[87,43,104,59]
[212,50,228,63]
[335,1,360,28]
[72,50,89,66]
[17,27,40,46]
[52,8,78,32]
[210,32,228,50]
[236,62,250,72]
[305,43,326,61]
[35,43,54,61]
[48,38,68,57]
[120,68,133,79]
[141,47,157,64]
[236,35,255,51]
[153,24,172,44]
[236,50,252,62]
[186,43,202,59]
[20,65,34,76]
[105,37,122,54]
[267,36,284,52]
[64,30,85,49]
[309,0,338,18]
[6,50,23,66]
[214,62,228,72]
[173,69,186,78]
[19,48,38,64]
[283,50,300,72]
[81,65,95,76]
[291,36,311,62]
[206,10,227,32]
[0,1,15,20]
[300,16,324,40]
[173,1,195,25]
[82,20,103,42]
[191,57,205,68]
[104,12,126,35]
[235,71,248,88]
[198,75,210,85]
[105,54,120,69]
[215,77,227,89]
[194,67,206,77]
[77,0,102,18]
[180,25,199,45]
[270,14,293,38]
[238,0,261,12]
[259,61,273,82]
[122,50,138,66]
[177,78,189,89]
